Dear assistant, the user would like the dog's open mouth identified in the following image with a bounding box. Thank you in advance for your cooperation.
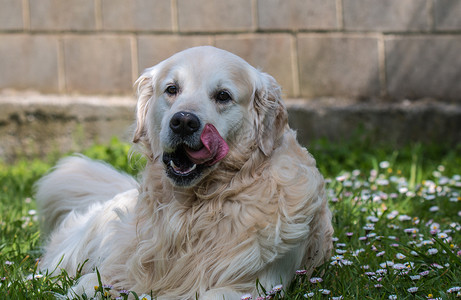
[163,147,203,182]
[162,124,229,186]
[170,156,197,175]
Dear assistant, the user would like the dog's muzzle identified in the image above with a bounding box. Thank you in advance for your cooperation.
[162,112,229,186]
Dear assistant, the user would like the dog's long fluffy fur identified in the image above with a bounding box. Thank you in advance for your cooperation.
[36,46,333,299]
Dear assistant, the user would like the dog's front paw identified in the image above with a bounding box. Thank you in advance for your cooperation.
[201,287,247,300]
[67,273,101,299]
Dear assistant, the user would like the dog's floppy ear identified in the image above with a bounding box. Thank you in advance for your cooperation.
[133,71,154,144]
[251,72,288,156]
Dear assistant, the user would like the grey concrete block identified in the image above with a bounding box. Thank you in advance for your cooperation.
[0,35,59,92]
[287,98,461,146]
[385,36,461,100]
[29,0,96,31]
[102,0,173,31]
[257,0,337,30]
[63,36,133,94]
[343,0,430,31]
[0,0,23,30]
[297,35,380,98]
[0,94,136,161]
[137,35,213,72]
[215,34,295,96]
[177,0,253,32]
[435,0,461,30]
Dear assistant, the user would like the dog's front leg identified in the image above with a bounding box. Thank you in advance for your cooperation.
[201,287,246,300]
[67,272,106,299]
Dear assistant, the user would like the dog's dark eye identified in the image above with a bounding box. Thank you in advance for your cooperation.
[216,90,232,103]
[165,85,178,96]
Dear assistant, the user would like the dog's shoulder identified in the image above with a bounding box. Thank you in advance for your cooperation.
[265,129,326,212]
[269,129,320,177]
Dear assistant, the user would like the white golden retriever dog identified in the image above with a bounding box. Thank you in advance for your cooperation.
[36,46,333,299]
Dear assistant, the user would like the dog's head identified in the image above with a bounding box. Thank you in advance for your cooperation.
[133,46,287,187]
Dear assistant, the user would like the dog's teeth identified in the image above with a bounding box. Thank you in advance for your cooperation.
[169,160,197,175]
[170,160,179,171]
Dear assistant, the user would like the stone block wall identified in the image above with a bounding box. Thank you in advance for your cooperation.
[1,0,461,100]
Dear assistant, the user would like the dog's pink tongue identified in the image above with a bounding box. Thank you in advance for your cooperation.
[185,124,229,166]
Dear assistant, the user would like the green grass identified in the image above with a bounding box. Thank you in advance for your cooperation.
[0,137,460,299]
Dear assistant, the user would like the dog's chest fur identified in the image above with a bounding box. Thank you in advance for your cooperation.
[122,160,282,292]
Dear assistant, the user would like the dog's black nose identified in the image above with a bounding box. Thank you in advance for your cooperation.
[170,111,200,136]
